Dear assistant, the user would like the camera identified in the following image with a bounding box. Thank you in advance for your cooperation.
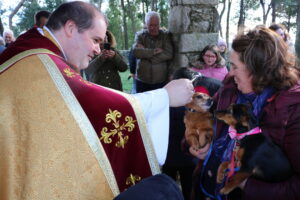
[103,43,111,50]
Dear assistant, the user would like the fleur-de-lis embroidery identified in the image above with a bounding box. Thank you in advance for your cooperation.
[125,174,141,186]
[100,109,136,148]
[79,77,92,85]
[64,68,76,78]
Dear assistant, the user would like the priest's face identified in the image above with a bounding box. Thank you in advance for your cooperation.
[65,14,107,69]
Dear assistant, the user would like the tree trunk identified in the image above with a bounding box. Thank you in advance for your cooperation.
[120,0,128,49]
[287,14,291,32]
[8,0,26,30]
[0,17,4,36]
[145,0,149,13]
[219,0,226,38]
[237,0,245,32]
[295,0,300,59]
[260,0,272,25]
[151,0,157,11]
[98,0,103,10]
[226,0,232,46]
[126,0,137,35]
[271,0,276,23]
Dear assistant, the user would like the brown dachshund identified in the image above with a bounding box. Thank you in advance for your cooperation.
[184,92,213,150]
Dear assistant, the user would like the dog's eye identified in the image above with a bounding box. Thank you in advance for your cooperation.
[196,95,203,99]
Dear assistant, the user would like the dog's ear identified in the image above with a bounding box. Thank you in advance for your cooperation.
[240,115,250,128]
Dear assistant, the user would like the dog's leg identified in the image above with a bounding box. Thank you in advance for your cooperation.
[185,129,200,149]
[217,161,230,183]
[220,172,251,195]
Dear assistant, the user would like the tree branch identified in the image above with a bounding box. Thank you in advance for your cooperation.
[8,0,26,30]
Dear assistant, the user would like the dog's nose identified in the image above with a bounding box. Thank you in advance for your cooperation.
[207,99,213,106]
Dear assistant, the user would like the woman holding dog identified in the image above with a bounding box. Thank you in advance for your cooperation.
[191,26,300,200]
[190,44,228,81]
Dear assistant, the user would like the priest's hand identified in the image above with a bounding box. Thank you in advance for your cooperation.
[164,79,193,107]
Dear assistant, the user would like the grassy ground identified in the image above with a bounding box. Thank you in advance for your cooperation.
[119,70,132,93]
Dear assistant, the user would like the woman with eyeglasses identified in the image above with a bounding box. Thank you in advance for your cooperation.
[189,44,228,81]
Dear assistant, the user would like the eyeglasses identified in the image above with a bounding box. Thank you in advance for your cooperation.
[203,54,216,59]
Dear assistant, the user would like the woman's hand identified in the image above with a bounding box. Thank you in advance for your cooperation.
[102,49,116,59]
[189,143,211,160]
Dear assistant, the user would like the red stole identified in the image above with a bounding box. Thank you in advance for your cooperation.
[0,28,155,192]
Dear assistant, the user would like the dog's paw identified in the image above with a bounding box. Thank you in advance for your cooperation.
[217,162,229,183]
[220,187,229,195]
[216,172,225,184]
[220,187,231,195]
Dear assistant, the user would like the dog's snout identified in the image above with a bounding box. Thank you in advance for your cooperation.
[207,99,213,106]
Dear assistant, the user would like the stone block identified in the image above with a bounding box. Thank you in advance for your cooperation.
[189,7,219,32]
[170,0,218,6]
[168,6,191,33]
[178,33,218,53]
[173,53,190,68]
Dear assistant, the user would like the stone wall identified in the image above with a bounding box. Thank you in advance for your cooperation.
[168,0,219,69]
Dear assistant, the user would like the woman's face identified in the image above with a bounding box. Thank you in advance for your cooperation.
[203,50,217,66]
[276,28,285,40]
[229,51,253,94]
[218,45,226,53]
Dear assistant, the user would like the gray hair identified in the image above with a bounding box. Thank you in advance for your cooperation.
[145,11,161,25]
[3,29,14,38]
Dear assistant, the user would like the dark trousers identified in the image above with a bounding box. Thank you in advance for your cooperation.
[162,165,196,200]
[114,174,184,200]
[136,79,166,93]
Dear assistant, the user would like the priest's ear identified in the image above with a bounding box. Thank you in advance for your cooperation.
[63,20,78,37]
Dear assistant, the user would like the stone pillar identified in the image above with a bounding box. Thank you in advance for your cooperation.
[168,0,219,69]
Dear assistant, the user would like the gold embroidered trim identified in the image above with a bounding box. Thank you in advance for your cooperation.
[37,54,120,195]
[126,174,141,186]
[0,49,59,73]
[63,68,76,78]
[100,88,160,175]
[100,109,136,149]
[63,67,92,86]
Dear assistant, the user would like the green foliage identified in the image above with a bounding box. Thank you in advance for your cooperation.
[119,70,132,93]
[15,0,41,34]
[15,0,65,35]
[106,0,124,49]
[43,0,65,11]
[157,0,170,28]
[275,0,298,30]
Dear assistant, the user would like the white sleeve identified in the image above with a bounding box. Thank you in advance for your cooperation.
[132,88,169,166]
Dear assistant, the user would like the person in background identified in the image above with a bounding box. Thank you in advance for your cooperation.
[0,36,6,54]
[133,11,173,92]
[269,23,295,53]
[0,1,194,199]
[190,44,228,81]
[34,10,51,28]
[85,30,128,91]
[3,29,15,47]
[128,45,137,93]
[191,26,300,200]
[162,67,222,200]
[217,37,230,70]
